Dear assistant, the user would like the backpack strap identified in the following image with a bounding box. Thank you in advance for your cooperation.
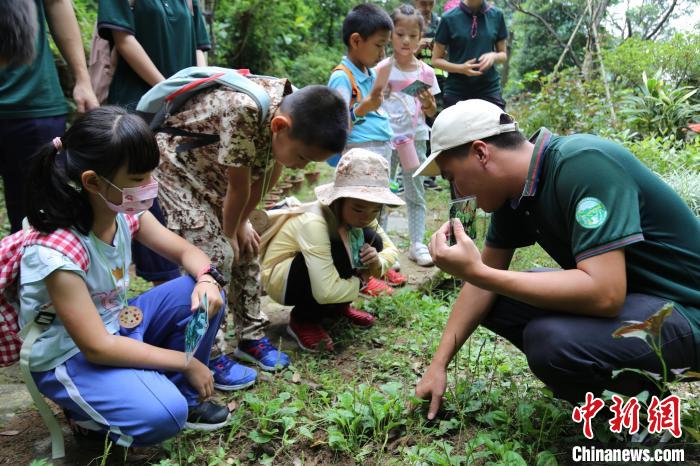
[17,229,88,460]
[124,213,140,237]
[333,64,362,109]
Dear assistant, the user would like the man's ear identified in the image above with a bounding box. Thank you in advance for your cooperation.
[271,114,292,134]
[81,170,102,194]
[472,140,490,165]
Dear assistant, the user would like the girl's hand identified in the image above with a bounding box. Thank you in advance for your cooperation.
[191,278,224,318]
[360,243,380,267]
[417,89,436,117]
[183,358,215,401]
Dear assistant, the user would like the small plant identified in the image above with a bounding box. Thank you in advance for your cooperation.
[323,382,406,458]
[612,303,700,396]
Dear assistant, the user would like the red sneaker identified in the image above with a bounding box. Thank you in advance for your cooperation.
[337,303,376,327]
[360,277,394,297]
[287,319,333,352]
[384,269,407,287]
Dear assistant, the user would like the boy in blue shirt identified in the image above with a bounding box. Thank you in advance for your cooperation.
[328,4,408,288]
[328,3,393,157]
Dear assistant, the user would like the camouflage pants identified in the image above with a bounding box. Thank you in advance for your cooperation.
[177,213,269,353]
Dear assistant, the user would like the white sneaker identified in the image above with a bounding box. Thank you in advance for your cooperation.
[408,243,434,267]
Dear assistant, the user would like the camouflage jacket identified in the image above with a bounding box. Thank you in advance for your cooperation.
[155,77,292,230]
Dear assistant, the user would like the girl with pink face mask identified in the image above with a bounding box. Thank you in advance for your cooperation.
[19,106,234,449]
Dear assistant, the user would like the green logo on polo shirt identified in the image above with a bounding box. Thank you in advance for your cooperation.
[576,197,608,229]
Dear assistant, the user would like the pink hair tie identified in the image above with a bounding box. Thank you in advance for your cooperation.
[52,137,63,151]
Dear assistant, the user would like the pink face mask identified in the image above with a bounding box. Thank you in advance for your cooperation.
[99,177,159,214]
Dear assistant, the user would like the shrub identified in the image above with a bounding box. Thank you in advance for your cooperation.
[604,34,700,91]
[508,68,622,136]
[661,170,700,218]
[620,71,700,140]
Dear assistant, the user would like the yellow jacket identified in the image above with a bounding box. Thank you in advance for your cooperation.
[260,202,398,305]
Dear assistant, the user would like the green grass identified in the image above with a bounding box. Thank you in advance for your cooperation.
[4,174,699,465]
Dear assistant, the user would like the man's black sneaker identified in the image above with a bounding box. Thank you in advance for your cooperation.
[185,401,230,431]
[423,177,442,191]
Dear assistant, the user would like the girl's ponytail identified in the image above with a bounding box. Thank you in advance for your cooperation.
[25,138,92,234]
[24,106,160,234]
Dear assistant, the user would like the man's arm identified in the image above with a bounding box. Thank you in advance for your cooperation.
[416,244,513,419]
[433,220,628,318]
[44,0,98,112]
[112,30,165,86]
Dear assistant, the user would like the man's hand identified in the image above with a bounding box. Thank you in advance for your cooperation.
[183,358,214,401]
[477,52,496,72]
[429,219,482,279]
[415,364,447,420]
[460,58,483,77]
[73,79,99,113]
[236,221,260,260]
[419,37,433,51]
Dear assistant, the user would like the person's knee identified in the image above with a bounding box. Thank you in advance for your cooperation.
[132,393,188,445]
[523,318,579,382]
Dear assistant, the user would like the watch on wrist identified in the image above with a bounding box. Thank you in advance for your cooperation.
[196,264,228,287]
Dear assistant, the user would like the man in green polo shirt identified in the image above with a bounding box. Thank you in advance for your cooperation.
[414,99,700,417]
[433,0,508,109]
[0,0,98,233]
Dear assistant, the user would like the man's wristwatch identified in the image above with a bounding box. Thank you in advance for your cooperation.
[195,263,228,287]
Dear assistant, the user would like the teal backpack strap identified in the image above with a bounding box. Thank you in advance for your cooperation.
[20,315,64,459]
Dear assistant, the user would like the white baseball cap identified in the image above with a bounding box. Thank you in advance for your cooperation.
[414,99,519,177]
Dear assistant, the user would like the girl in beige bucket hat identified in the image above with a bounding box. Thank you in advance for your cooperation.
[260,149,404,352]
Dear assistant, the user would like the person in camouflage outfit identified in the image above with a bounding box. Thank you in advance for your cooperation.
[155,76,349,390]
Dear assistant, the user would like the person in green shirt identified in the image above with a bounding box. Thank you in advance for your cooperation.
[97,0,211,109]
[97,0,211,284]
[413,100,699,417]
[0,0,99,233]
[433,0,508,109]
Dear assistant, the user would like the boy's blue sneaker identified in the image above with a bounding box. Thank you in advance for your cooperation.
[234,338,291,372]
[209,354,257,391]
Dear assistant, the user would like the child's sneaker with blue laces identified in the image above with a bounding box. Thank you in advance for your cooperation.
[234,338,290,372]
[209,354,257,391]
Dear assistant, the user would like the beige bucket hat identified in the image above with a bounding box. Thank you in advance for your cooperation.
[315,148,405,207]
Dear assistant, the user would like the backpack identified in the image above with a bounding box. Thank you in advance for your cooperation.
[135,66,272,153]
[88,0,194,104]
[0,216,139,459]
[0,228,89,459]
